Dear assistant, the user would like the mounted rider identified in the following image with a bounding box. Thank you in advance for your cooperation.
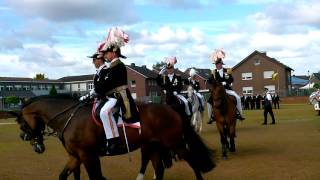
[185,68,205,112]
[207,49,245,124]
[156,57,192,119]
[80,27,139,154]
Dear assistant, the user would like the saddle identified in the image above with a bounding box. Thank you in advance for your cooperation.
[91,100,140,129]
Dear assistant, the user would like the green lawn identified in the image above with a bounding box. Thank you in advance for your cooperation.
[1,103,320,180]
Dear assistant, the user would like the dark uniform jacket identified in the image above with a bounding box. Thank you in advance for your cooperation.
[94,59,139,123]
[185,78,200,92]
[208,68,234,90]
[156,73,183,94]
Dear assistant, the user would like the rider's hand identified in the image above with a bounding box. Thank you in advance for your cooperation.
[89,89,96,97]
[79,94,89,101]
[159,67,167,75]
[222,81,227,86]
[173,91,178,95]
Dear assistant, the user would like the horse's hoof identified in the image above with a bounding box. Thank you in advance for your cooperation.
[222,156,228,160]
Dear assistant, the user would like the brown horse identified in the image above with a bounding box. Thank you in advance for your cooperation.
[10,94,215,180]
[209,76,238,159]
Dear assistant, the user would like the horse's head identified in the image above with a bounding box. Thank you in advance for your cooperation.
[10,100,46,154]
[209,76,226,108]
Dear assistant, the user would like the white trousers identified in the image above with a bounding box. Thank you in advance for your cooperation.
[226,90,243,115]
[176,94,191,116]
[98,98,119,139]
[195,92,205,107]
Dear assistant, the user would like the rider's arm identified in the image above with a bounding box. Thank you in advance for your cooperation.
[176,76,183,93]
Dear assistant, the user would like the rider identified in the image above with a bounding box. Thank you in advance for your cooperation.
[156,56,192,119]
[185,68,205,111]
[207,49,245,124]
[81,27,139,154]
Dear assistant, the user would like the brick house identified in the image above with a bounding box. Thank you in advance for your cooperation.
[232,50,293,96]
[126,63,161,102]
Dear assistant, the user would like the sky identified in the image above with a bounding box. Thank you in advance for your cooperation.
[0,0,319,79]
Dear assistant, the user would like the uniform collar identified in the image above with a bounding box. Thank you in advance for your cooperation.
[96,64,106,74]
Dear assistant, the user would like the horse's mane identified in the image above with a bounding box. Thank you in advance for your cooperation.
[22,94,78,108]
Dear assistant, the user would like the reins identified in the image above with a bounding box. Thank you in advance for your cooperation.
[44,101,88,143]
[58,103,84,142]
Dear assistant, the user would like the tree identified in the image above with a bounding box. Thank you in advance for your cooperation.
[49,85,58,96]
[313,83,320,89]
[5,96,20,105]
[34,73,46,80]
[152,61,166,70]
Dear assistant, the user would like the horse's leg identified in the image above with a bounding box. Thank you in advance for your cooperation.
[59,155,81,180]
[229,123,236,152]
[199,112,203,133]
[150,151,164,180]
[80,153,106,180]
[73,165,81,180]
[136,145,150,180]
[223,126,230,150]
[216,122,228,159]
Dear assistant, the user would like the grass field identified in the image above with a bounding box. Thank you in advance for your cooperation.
[1,103,320,180]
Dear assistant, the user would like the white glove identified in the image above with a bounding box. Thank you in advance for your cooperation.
[79,94,89,101]
[173,91,178,95]
[159,67,167,75]
[89,89,96,97]
[222,82,227,86]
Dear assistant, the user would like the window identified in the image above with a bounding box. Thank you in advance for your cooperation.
[242,86,253,95]
[6,86,13,91]
[87,83,94,90]
[263,71,274,79]
[264,85,275,93]
[14,85,22,91]
[0,86,4,91]
[131,80,136,87]
[242,72,252,80]
[23,85,30,91]
[254,59,260,66]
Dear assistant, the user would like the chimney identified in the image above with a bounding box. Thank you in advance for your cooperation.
[131,63,135,67]
[142,65,146,69]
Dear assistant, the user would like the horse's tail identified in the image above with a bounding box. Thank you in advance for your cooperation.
[182,119,216,173]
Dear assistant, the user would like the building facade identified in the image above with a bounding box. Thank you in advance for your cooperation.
[232,51,293,96]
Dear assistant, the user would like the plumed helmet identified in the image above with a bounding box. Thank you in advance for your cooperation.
[189,68,197,77]
[165,56,177,69]
[98,27,129,58]
[211,49,225,64]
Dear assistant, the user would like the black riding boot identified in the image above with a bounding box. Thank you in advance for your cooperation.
[207,115,215,124]
[106,137,125,155]
[236,114,245,121]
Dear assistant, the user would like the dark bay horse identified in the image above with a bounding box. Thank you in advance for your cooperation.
[11,95,215,180]
[209,77,238,159]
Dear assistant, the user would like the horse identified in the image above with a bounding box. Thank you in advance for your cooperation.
[10,94,215,180]
[209,76,238,159]
[186,85,203,133]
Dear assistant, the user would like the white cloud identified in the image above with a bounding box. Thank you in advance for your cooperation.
[5,0,139,23]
